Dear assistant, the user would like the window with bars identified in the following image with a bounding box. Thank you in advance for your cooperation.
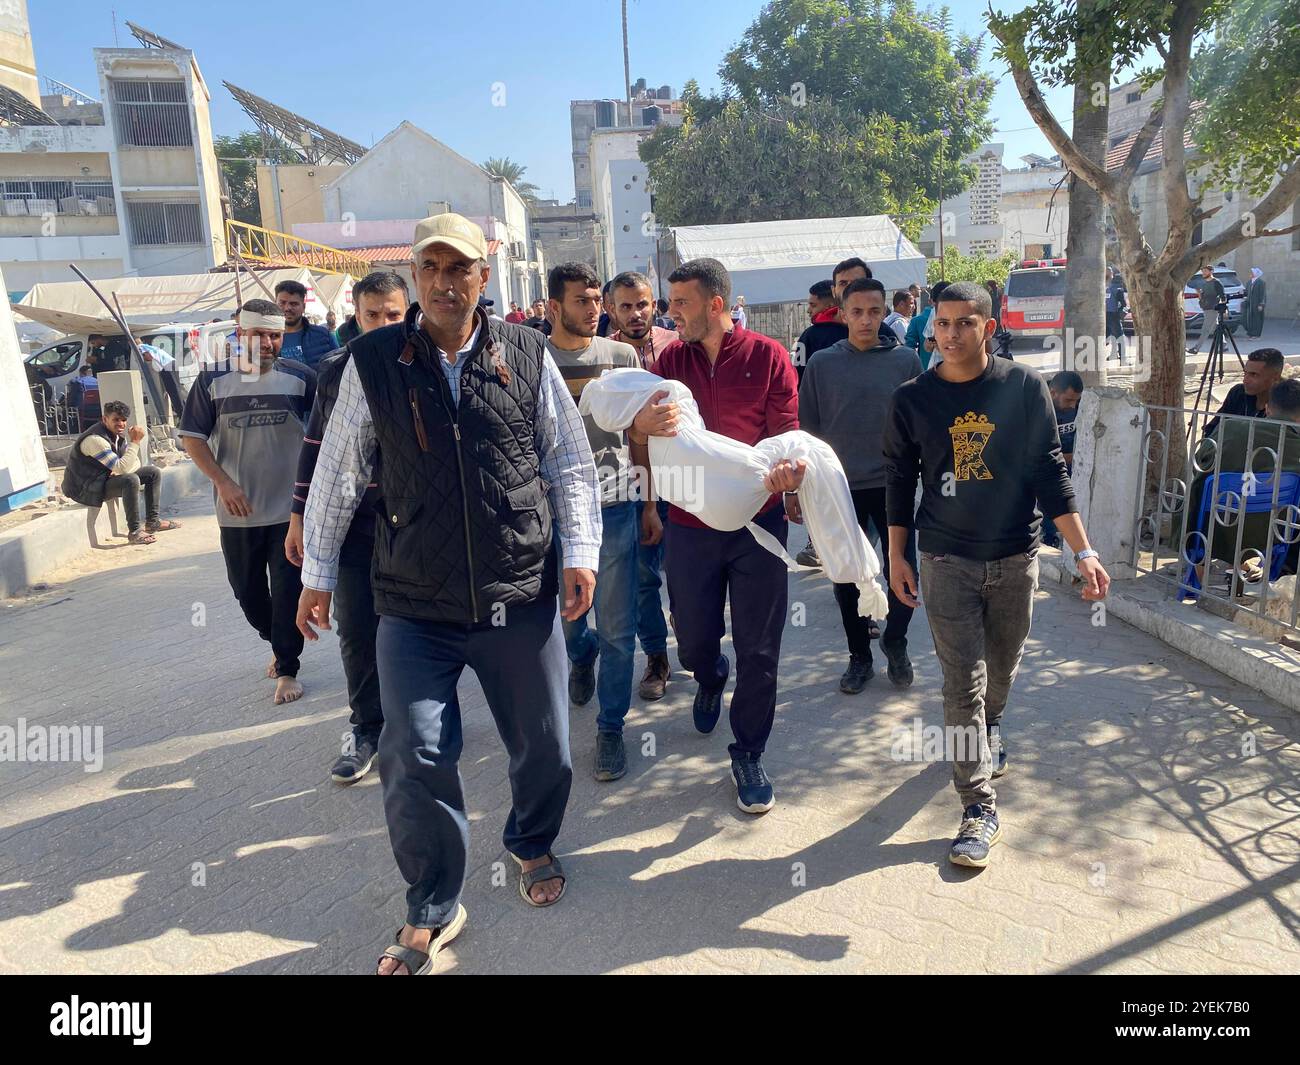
[126,201,203,245]
[110,79,192,147]
[0,179,116,216]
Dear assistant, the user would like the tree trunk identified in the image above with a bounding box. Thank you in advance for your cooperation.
[1128,274,1190,506]
[1062,25,1110,387]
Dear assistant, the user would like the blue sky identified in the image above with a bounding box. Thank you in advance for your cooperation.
[31,0,1079,203]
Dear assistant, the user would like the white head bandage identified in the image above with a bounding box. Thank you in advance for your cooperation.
[238,308,286,331]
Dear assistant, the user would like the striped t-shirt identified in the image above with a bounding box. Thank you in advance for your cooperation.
[179,358,316,528]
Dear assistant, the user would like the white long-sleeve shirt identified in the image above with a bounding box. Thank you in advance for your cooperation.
[302,328,602,592]
[80,430,141,476]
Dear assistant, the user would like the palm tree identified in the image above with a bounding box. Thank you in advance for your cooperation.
[482,156,540,202]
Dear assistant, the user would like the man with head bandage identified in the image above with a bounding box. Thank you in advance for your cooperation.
[180,298,318,705]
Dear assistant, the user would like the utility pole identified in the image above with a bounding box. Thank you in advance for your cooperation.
[936,133,946,280]
[622,0,632,126]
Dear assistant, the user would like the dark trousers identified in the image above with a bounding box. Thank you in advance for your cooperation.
[219,522,304,678]
[333,525,382,744]
[376,593,572,928]
[161,370,184,419]
[1105,310,1123,340]
[664,504,788,758]
[833,486,916,658]
[102,465,161,534]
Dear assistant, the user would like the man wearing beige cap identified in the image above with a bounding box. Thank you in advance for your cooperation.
[297,212,602,974]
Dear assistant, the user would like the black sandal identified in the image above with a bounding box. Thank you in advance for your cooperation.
[514,852,567,908]
[375,904,467,975]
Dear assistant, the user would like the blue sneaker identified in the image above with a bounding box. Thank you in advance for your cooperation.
[949,804,1002,867]
[987,724,1007,778]
[731,755,775,814]
[692,655,729,734]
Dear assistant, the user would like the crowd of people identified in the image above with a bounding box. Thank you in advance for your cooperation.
[172,211,1113,974]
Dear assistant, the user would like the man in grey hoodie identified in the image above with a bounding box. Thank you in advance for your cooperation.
[797,277,922,694]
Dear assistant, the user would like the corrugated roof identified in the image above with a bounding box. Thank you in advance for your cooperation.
[1105,115,1198,173]
[332,239,503,262]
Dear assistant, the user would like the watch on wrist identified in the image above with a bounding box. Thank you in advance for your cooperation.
[1076,548,1099,561]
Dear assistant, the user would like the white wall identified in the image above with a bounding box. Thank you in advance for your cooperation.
[324,123,496,223]
[590,128,654,277]
[0,234,127,291]
[604,159,655,276]
[0,265,50,507]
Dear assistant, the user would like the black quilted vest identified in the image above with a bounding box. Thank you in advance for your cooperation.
[350,306,555,624]
[62,421,124,507]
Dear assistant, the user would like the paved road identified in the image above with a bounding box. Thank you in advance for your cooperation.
[1,491,1298,974]
[1009,320,1300,379]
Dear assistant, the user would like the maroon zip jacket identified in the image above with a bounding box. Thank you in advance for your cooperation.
[650,324,799,529]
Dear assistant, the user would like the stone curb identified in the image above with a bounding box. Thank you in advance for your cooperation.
[0,460,205,599]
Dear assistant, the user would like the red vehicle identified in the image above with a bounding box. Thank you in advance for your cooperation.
[1001,258,1067,339]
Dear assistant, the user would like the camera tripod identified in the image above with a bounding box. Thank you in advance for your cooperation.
[1187,304,1244,441]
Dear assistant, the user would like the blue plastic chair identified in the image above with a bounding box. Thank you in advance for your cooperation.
[1180,471,1300,596]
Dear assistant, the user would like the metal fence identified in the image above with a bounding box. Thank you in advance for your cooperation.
[109,79,192,147]
[743,301,805,353]
[1131,402,1300,632]
[30,384,84,437]
[0,178,116,216]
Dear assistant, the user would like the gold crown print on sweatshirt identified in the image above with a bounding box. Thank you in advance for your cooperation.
[948,411,996,481]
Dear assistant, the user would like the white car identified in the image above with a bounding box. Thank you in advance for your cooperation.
[24,321,235,400]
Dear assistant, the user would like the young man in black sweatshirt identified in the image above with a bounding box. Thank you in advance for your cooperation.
[882,282,1110,869]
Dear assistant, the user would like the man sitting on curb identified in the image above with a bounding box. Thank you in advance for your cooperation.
[61,399,181,545]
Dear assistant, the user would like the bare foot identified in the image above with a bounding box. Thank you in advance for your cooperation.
[520,855,564,905]
[376,924,432,976]
[266,659,277,679]
[274,676,303,704]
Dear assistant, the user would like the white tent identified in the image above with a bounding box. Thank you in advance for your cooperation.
[12,269,352,336]
[670,215,927,305]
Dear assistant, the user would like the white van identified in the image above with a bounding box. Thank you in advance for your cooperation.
[24,320,236,422]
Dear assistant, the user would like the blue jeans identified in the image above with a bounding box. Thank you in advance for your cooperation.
[375,594,572,929]
[563,501,638,734]
[636,499,670,655]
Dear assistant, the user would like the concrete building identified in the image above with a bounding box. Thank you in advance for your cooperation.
[1001,155,1071,261]
[915,143,1071,262]
[95,46,225,278]
[256,161,348,232]
[315,121,543,308]
[1107,78,1164,146]
[571,81,680,210]
[529,199,599,271]
[0,25,224,295]
[1103,77,1300,322]
[0,1,39,106]
[588,126,656,282]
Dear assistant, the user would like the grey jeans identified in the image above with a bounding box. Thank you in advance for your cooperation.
[919,548,1039,808]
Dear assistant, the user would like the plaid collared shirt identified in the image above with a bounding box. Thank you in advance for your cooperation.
[302,316,601,591]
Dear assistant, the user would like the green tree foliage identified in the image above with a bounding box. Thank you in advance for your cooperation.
[481,156,540,202]
[645,96,938,235]
[926,246,1020,285]
[641,1,994,228]
[1191,0,1300,196]
[215,131,296,226]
